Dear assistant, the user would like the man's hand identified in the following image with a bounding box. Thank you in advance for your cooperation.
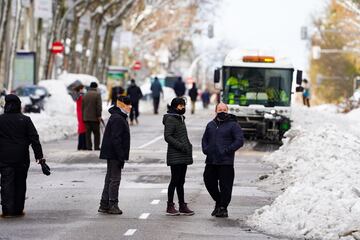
[36,158,46,164]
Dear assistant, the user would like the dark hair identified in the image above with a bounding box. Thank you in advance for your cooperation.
[168,97,186,110]
[131,79,135,84]
[117,96,131,105]
[4,94,21,113]
[303,79,308,83]
[177,77,182,82]
[90,82,98,88]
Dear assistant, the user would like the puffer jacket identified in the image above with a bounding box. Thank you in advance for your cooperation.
[163,110,193,166]
[99,106,130,164]
[202,114,244,165]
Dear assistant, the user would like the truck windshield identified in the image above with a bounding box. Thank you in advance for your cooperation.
[222,67,293,107]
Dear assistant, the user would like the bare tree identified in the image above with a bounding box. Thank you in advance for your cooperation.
[7,0,23,92]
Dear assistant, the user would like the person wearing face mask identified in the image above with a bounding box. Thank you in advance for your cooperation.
[162,97,194,216]
[202,102,244,218]
[98,96,132,215]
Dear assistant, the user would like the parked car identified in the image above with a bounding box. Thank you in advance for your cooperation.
[12,85,50,113]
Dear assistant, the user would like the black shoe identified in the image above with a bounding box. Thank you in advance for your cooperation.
[98,205,109,213]
[215,207,228,218]
[211,206,220,216]
[107,205,123,215]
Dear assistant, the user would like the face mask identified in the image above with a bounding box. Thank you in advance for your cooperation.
[217,112,228,121]
[176,108,186,115]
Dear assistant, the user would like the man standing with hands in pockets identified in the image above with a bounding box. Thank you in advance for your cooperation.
[202,102,244,218]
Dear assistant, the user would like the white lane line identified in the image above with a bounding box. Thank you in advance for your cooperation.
[193,155,198,159]
[138,135,163,149]
[161,189,168,194]
[124,229,137,236]
[139,213,150,219]
[151,199,160,205]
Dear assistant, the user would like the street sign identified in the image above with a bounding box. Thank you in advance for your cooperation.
[132,61,141,71]
[34,0,52,20]
[51,42,64,54]
[14,52,36,88]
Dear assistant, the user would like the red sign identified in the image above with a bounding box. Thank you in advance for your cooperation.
[132,61,141,71]
[51,41,64,54]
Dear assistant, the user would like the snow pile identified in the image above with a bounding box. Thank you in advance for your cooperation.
[29,80,77,142]
[58,72,99,87]
[248,105,360,240]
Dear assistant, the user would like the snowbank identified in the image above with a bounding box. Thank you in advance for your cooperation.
[58,72,99,87]
[248,105,360,240]
[29,80,77,142]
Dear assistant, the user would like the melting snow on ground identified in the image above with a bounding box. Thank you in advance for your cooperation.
[248,105,360,240]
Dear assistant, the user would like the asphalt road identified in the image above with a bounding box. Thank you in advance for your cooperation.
[0,106,287,240]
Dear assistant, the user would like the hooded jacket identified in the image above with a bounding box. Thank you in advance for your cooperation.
[163,109,193,166]
[99,106,130,165]
[0,95,43,167]
[202,114,244,165]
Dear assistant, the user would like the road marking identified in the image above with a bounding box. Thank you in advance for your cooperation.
[139,213,150,219]
[151,199,160,205]
[161,189,168,194]
[138,135,163,149]
[124,229,137,236]
[193,155,198,159]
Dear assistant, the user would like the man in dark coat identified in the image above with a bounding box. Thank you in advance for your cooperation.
[188,83,198,114]
[163,97,194,216]
[150,77,163,114]
[82,82,102,150]
[126,79,143,125]
[98,96,131,215]
[173,77,186,97]
[202,102,244,218]
[0,94,45,217]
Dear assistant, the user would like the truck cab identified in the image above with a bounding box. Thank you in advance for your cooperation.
[214,49,303,143]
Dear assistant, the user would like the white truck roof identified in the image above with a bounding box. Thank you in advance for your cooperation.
[224,48,294,69]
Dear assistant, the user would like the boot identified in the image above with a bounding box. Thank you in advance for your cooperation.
[211,203,220,216]
[98,201,109,213]
[179,202,194,216]
[215,207,228,218]
[107,203,123,215]
[166,202,180,216]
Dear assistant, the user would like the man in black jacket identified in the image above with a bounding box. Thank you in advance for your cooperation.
[126,79,143,125]
[0,94,45,217]
[202,102,244,218]
[98,96,131,215]
[173,77,186,97]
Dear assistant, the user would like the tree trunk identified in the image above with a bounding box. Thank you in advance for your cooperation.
[97,25,115,83]
[0,0,11,72]
[35,18,43,85]
[79,29,90,73]
[69,16,80,72]
[86,15,102,75]
[7,0,22,92]
[43,0,65,79]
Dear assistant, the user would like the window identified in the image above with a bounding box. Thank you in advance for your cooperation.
[222,67,293,107]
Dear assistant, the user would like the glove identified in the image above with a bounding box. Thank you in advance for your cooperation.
[41,162,51,176]
[37,159,51,176]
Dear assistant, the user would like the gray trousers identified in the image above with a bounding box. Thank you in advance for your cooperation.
[100,159,123,206]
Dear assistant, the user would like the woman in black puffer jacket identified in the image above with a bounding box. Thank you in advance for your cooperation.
[162,97,194,216]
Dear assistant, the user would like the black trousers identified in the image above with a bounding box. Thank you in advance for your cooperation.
[203,164,234,209]
[78,133,87,150]
[0,165,28,215]
[130,101,139,122]
[85,121,100,150]
[100,159,123,206]
[153,97,160,114]
[168,164,187,204]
